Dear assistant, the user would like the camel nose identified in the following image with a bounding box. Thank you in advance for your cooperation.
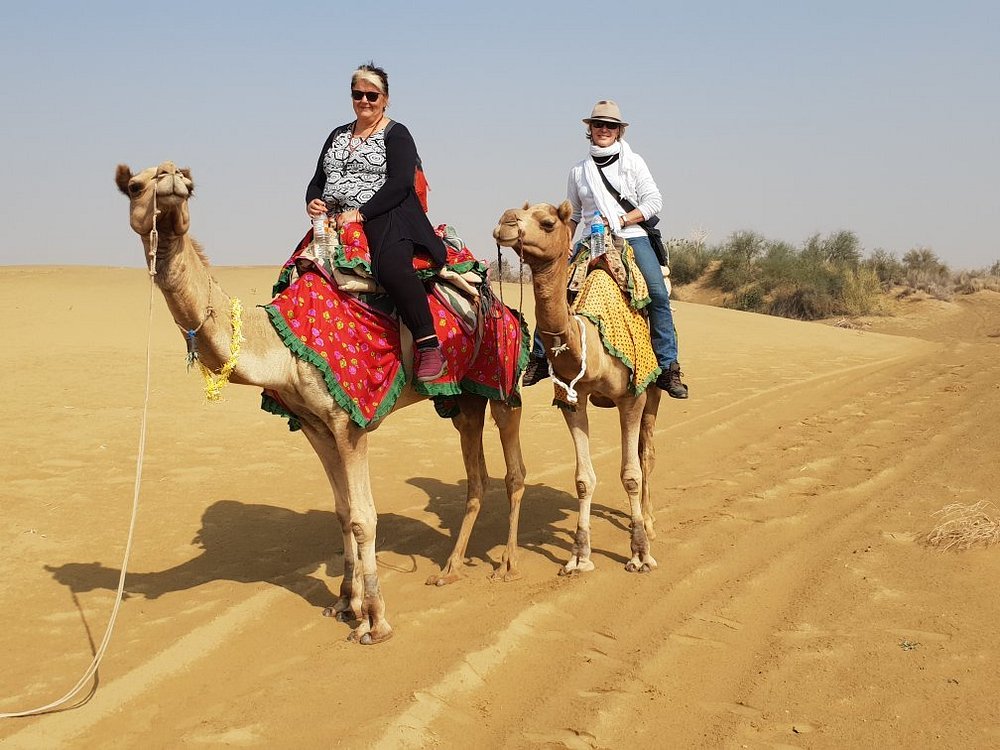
[154,161,190,198]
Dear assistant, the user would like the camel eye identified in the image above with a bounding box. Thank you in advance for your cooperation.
[539,217,556,231]
[128,182,143,195]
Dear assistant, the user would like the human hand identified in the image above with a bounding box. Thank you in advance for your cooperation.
[307,199,328,218]
[336,209,363,228]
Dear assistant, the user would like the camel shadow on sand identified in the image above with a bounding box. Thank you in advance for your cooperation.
[44,478,632,608]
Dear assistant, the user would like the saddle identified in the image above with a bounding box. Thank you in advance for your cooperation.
[263,223,528,430]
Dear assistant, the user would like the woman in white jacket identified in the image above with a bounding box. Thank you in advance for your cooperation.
[524,100,688,398]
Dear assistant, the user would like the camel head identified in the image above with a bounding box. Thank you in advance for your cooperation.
[116,161,194,238]
[493,201,573,271]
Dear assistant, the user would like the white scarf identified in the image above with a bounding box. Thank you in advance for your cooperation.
[583,140,637,238]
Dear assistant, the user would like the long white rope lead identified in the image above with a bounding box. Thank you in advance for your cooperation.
[0,242,158,720]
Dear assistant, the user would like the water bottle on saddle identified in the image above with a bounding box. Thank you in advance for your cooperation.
[312,214,335,264]
[589,210,606,260]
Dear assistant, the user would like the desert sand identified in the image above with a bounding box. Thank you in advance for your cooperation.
[2,265,999,749]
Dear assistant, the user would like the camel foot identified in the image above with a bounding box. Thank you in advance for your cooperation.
[425,571,461,587]
[625,555,658,573]
[490,566,521,583]
[347,625,394,645]
[322,599,360,621]
[559,558,595,576]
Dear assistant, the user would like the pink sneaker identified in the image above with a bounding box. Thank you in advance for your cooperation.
[415,346,447,382]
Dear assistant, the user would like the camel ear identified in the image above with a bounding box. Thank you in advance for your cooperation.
[115,164,133,195]
[556,200,572,224]
[522,201,530,211]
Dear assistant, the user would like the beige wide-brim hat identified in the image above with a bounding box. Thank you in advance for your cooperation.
[582,99,629,127]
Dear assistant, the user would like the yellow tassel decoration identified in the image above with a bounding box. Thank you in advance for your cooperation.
[198,297,244,401]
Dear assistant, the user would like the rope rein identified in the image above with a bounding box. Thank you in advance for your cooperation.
[0,172,241,719]
[547,315,588,405]
[0,195,163,719]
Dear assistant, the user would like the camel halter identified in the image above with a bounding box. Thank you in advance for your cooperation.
[545,316,587,405]
[149,170,243,400]
[507,223,587,404]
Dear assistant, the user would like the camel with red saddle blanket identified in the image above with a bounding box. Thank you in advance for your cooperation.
[117,161,527,645]
[494,201,661,575]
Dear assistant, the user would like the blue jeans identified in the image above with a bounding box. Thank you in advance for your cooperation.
[531,235,680,368]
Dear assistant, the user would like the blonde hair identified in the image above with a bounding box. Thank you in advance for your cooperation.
[351,63,388,95]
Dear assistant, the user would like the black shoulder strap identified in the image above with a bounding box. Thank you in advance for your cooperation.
[593,160,636,214]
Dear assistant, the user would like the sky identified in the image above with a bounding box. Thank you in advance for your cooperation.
[1,0,997,270]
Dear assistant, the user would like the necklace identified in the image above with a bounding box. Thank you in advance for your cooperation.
[339,117,384,176]
[348,117,383,153]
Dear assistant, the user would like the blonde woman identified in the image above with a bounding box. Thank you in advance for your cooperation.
[306,62,447,381]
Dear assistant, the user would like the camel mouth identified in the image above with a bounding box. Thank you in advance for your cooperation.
[492,221,521,248]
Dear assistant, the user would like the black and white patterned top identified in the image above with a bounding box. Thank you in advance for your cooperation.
[320,129,388,212]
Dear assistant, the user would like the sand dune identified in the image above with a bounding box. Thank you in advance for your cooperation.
[2,266,999,748]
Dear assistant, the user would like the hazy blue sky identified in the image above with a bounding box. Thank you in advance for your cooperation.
[2,0,997,269]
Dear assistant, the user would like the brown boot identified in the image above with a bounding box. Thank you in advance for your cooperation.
[522,355,549,387]
[656,362,688,399]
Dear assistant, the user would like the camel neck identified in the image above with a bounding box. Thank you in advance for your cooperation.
[532,260,581,359]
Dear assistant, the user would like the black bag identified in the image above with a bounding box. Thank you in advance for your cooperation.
[594,160,668,266]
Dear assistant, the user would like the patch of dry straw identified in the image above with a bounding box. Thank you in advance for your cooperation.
[925,501,1000,550]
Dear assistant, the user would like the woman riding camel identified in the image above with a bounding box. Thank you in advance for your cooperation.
[305,62,447,382]
[523,99,689,399]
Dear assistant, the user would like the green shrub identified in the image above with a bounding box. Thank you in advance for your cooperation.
[667,241,715,285]
[724,284,766,313]
[766,286,840,320]
[712,231,766,292]
[865,249,905,288]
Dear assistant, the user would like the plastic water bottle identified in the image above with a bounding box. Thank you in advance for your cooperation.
[590,211,606,259]
[312,215,331,261]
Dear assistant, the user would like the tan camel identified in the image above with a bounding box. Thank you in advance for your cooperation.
[117,161,527,644]
[494,202,659,574]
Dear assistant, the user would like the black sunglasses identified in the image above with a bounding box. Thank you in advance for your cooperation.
[351,90,381,102]
[591,120,620,131]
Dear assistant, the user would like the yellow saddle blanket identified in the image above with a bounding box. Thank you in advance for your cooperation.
[552,245,660,404]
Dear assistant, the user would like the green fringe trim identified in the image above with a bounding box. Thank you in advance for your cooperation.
[262,304,408,429]
[272,265,295,298]
[575,311,660,396]
[260,393,302,432]
[412,307,530,407]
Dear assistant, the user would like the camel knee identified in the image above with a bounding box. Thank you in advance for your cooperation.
[350,520,374,545]
[575,479,594,500]
[621,473,641,496]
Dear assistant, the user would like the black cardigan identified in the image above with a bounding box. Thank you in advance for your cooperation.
[306,120,446,267]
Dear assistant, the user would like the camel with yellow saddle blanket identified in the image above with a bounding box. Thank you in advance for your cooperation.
[494,201,662,576]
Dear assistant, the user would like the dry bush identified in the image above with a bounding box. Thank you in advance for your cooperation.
[924,501,1000,550]
[842,267,891,316]
[955,270,1000,294]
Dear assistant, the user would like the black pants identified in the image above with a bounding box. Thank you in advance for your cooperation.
[371,237,435,342]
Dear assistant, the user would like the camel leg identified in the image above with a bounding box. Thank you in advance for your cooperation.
[560,404,598,575]
[300,410,391,644]
[488,400,526,582]
[639,389,661,541]
[339,423,392,644]
[618,394,657,573]
[298,421,364,621]
[426,395,488,586]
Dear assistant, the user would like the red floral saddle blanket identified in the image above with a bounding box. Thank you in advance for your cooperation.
[261,225,528,430]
